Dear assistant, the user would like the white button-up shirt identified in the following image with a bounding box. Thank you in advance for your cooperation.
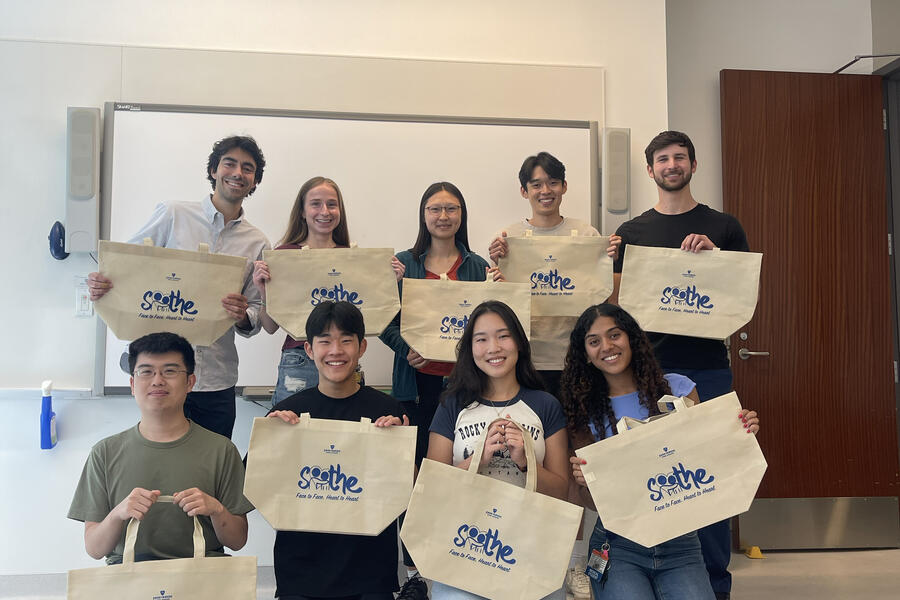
[127,195,271,391]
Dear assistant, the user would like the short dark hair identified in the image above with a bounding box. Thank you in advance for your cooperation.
[644,130,696,165]
[518,151,566,189]
[206,135,266,194]
[305,301,365,342]
[410,182,472,260]
[128,332,195,375]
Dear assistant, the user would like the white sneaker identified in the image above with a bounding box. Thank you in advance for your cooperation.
[565,566,592,600]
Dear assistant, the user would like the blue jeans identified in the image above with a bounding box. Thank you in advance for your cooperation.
[588,517,714,600]
[272,347,319,405]
[666,367,734,595]
[431,581,563,600]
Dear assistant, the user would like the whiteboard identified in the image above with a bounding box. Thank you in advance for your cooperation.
[101,104,597,389]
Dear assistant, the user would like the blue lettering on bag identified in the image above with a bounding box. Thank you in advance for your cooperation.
[529,269,575,291]
[140,290,198,316]
[659,285,714,309]
[310,283,363,306]
[453,524,516,564]
[647,462,715,502]
[297,464,363,494]
[440,315,469,334]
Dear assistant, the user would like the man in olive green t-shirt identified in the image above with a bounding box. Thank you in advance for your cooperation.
[68,332,252,564]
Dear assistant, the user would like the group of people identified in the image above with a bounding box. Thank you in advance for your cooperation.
[76,130,760,600]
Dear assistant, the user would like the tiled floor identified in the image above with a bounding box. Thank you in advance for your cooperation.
[2,550,899,599]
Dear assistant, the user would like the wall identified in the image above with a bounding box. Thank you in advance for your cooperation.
[0,0,668,391]
[666,0,875,216]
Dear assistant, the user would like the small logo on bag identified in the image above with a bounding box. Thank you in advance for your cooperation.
[310,283,363,306]
[543,254,558,263]
[529,268,575,291]
[166,272,181,281]
[440,314,469,335]
[485,507,502,520]
[324,443,340,455]
[327,268,341,277]
[450,524,516,570]
[152,591,173,600]
[139,289,198,319]
[297,463,363,500]
[458,299,472,308]
[681,269,696,279]
[658,284,714,313]
[658,446,675,458]
[647,462,715,503]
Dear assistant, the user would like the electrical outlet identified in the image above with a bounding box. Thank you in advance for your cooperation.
[74,275,93,317]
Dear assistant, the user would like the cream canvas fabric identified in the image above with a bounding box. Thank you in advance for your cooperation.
[244,414,416,535]
[576,393,767,548]
[399,278,531,362]
[498,233,613,317]
[67,496,257,600]
[94,239,247,346]
[401,419,583,600]
[263,247,400,338]
[618,245,763,339]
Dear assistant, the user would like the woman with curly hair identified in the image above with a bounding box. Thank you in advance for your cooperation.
[559,303,758,600]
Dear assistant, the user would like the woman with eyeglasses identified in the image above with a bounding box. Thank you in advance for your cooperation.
[379,182,498,597]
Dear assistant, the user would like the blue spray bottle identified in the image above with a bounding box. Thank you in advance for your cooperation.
[40,380,57,449]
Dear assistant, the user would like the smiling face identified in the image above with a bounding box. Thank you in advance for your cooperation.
[471,311,520,384]
[130,351,195,416]
[304,323,366,388]
[209,147,258,205]
[521,165,567,219]
[302,183,342,239]
[584,315,634,379]
[423,189,462,242]
[648,142,696,192]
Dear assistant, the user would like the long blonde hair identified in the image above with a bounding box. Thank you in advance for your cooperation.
[279,177,350,247]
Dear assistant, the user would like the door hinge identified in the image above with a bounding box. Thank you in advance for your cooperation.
[890,233,894,256]
[894,360,898,384]
[885,108,889,131]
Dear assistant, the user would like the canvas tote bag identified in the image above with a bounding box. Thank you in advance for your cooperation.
[399,277,532,362]
[243,413,416,535]
[401,419,583,600]
[618,245,763,339]
[94,239,248,346]
[575,393,767,548]
[498,231,613,317]
[263,246,400,338]
[67,495,257,600]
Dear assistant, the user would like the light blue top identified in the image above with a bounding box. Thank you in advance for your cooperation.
[589,373,696,440]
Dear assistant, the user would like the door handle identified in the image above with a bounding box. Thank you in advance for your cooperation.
[738,348,770,360]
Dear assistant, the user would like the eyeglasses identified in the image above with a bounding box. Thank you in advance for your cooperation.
[424,205,461,216]
[133,367,189,379]
[527,179,563,192]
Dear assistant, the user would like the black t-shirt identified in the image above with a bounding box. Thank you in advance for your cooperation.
[615,204,749,370]
[269,385,406,597]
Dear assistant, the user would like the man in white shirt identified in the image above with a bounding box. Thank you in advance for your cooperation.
[88,136,271,439]
[488,151,619,395]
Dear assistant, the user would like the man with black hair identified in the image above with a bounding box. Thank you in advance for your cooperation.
[611,130,749,600]
[87,135,271,439]
[266,300,410,600]
[68,332,252,564]
[489,151,618,395]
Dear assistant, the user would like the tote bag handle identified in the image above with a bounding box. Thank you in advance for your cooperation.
[122,495,205,564]
[465,417,538,491]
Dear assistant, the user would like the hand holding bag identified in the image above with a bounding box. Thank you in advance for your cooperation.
[575,392,767,548]
[94,239,248,346]
[263,246,400,338]
[243,414,416,535]
[399,276,531,362]
[618,244,763,338]
[67,495,257,599]
[498,232,614,316]
[401,419,583,600]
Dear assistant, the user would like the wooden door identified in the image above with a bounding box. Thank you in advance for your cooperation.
[720,69,899,498]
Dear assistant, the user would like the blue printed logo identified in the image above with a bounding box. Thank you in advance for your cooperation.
[647,462,715,502]
[658,446,675,458]
[298,464,362,494]
[153,591,173,600]
[485,507,502,520]
[166,272,181,281]
[324,443,340,455]
[458,299,472,308]
[529,269,575,291]
[327,268,341,277]
[543,254,558,263]
[440,314,469,334]
[659,285,713,310]
[140,290,198,316]
[310,283,363,306]
[681,269,696,279]
[453,524,516,565]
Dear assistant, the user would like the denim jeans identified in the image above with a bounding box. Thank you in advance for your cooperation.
[588,517,714,600]
[272,347,319,405]
[666,367,734,595]
[431,581,564,600]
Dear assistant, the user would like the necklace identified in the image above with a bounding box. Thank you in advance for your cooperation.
[487,390,521,420]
